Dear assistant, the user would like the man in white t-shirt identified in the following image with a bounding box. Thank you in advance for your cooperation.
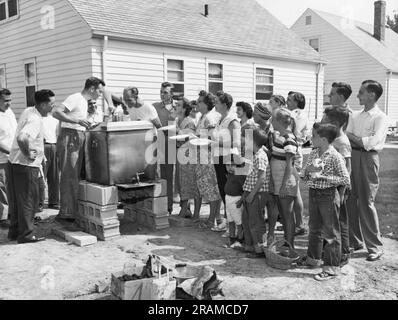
[8,90,55,243]
[0,88,17,227]
[123,86,162,128]
[53,77,113,220]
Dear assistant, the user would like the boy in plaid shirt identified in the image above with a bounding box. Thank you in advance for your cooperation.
[300,123,350,281]
[238,129,271,258]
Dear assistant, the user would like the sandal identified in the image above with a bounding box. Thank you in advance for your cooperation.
[314,271,337,281]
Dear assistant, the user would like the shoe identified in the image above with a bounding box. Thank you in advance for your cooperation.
[296,256,322,269]
[246,252,264,259]
[366,251,384,262]
[0,220,10,229]
[295,227,307,236]
[173,195,181,203]
[349,244,364,253]
[48,204,60,210]
[221,230,229,238]
[8,235,17,241]
[211,220,227,232]
[230,242,243,249]
[314,271,337,282]
[340,257,350,267]
[17,236,46,244]
[37,205,44,213]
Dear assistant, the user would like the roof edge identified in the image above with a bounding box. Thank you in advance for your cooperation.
[92,30,327,65]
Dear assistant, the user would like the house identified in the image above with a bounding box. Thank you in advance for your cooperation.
[291,1,398,126]
[1,0,325,120]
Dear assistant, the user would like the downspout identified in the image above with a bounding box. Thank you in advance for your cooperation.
[101,35,109,114]
[386,70,392,117]
[315,63,323,120]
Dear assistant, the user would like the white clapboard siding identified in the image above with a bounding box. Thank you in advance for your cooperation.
[291,9,387,113]
[388,74,398,127]
[0,0,92,118]
[92,39,322,120]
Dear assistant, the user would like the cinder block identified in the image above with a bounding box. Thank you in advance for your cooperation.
[85,202,118,220]
[65,231,97,247]
[168,216,195,228]
[96,224,121,241]
[77,202,87,219]
[143,212,169,230]
[86,183,118,206]
[52,227,68,240]
[142,197,168,214]
[152,179,168,198]
[78,181,88,201]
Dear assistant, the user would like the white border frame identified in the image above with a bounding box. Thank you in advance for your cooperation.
[23,57,37,107]
[254,64,275,102]
[0,0,20,26]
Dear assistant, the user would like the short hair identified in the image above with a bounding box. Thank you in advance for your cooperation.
[217,92,233,109]
[323,106,349,129]
[84,77,106,90]
[270,95,286,107]
[0,88,11,98]
[362,80,383,101]
[313,122,338,143]
[274,108,295,129]
[34,89,55,105]
[180,97,192,117]
[236,101,253,119]
[161,82,174,90]
[332,82,352,101]
[198,90,216,111]
[252,128,269,148]
[288,91,306,109]
[124,86,139,96]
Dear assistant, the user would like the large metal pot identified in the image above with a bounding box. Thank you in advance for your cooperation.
[85,121,158,185]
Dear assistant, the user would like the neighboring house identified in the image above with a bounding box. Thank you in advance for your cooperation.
[1,0,325,120]
[291,1,398,126]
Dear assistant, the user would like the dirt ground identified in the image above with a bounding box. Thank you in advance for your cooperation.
[1,148,398,300]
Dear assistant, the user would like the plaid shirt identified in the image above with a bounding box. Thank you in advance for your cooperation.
[243,146,270,192]
[303,146,350,189]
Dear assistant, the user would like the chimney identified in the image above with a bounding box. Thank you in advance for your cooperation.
[204,4,209,17]
[374,1,386,41]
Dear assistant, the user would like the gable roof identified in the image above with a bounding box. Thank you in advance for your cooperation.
[310,9,398,72]
[66,0,324,64]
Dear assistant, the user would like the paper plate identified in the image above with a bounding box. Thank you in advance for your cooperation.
[189,138,214,146]
[169,134,191,141]
[158,124,176,131]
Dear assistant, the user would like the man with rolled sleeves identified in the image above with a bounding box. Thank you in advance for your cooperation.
[7,90,55,243]
[346,80,388,261]
[0,88,17,227]
[153,82,177,214]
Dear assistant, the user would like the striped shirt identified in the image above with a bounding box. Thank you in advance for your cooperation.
[271,131,298,161]
[243,146,270,193]
[302,146,351,189]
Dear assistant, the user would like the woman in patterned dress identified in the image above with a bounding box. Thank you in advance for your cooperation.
[174,98,198,218]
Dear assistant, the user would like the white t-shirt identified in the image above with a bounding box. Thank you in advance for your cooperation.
[0,108,18,164]
[42,114,59,144]
[128,102,158,121]
[9,107,44,168]
[61,93,89,131]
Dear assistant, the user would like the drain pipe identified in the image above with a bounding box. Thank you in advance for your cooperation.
[386,70,391,117]
[101,35,110,118]
[315,63,323,120]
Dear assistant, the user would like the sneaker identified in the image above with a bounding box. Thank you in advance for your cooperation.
[314,271,337,281]
[230,242,243,249]
[211,220,227,232]
[221,230,229,238]
[366,251,384,262]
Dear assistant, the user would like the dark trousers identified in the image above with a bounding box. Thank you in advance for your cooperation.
[57,128,85,218]
[214,156,228,204]
[338,186,350,259]
[0,162,10,221]
[307,188,341,275]
[8,164,40,242]
[159,132,174,213]
[242,192,267,253]
[44,143,60,205]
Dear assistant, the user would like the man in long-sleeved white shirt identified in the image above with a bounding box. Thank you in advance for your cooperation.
[0,89,17,226]
[346,80,388,262]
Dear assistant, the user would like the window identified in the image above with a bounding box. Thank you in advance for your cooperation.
[167,59,184,96]
[24,59,37,107]
[309,38,320,52]
[0,0,19,23]
[255,68,274,100]
[305,15,312,25]
[0,64,6,88]
[208,63,223,94]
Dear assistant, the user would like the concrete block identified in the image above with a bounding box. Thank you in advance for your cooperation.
[168,216,195,228]
[52,227,67,240]
[85,202,118,220]
[65,231,97,247]
[86,183,118,206]
[77,202,87,219]
[78,181,88,201]
[96,224,121,241]
[142,197,168,214]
